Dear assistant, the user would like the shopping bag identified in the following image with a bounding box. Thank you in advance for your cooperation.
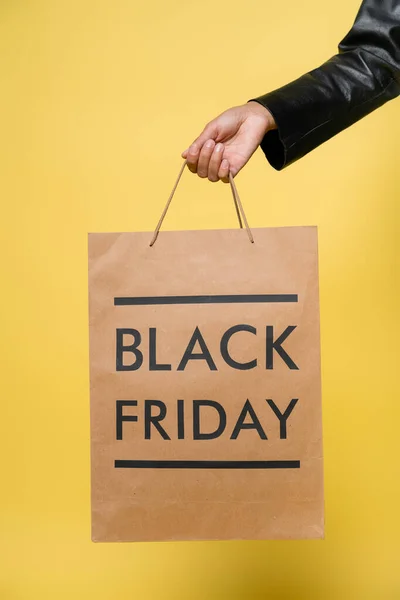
[88,161,324,541]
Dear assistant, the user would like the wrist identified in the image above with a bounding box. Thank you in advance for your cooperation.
[247,100,277,132]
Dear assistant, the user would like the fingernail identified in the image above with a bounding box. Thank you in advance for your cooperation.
[190,144,199,154]
[205,139,214,149]
[215,143,223,152]
[222,159,229,168]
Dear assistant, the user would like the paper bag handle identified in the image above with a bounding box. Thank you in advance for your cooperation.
[149,160,254,246]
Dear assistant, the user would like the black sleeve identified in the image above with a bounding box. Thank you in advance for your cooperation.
[248,0,400,170]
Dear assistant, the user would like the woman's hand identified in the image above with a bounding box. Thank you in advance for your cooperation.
[181,101,276,182]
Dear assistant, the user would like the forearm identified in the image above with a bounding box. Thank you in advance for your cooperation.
[249,0,400,170]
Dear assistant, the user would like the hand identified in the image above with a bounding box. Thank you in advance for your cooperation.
[181,101,276,182]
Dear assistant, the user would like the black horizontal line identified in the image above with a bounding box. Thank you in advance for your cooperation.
[114,460,300,469]
[114,294,298,306]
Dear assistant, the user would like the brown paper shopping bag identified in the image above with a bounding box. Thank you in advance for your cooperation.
[88,162,324,542]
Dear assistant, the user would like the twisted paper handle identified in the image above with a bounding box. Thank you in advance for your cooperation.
[149,160,254,246]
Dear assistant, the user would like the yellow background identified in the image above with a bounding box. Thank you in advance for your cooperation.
[1,0,399,598]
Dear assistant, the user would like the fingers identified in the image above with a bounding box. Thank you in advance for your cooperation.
[197,140,216,178]
[186,143,201,173]
[191,122,218,154]
[182,122,218,170]
[181,117,232,182]
[218,159,230,183]
[207,143,224,182]
[183,140,231,182]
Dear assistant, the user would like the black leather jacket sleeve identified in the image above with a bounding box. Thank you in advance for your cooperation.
[248,0,400,170]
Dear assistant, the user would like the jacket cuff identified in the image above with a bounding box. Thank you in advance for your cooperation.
[248,94,300,171]
[248,80,324,171]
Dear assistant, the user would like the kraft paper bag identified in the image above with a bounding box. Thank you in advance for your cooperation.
[88,163,324,542]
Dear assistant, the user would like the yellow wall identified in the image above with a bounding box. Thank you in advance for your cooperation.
[1,0,399,598]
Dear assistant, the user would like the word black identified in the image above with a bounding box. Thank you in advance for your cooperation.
[116,325,299,371]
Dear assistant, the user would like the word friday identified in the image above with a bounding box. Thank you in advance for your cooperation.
[116,398,299,441]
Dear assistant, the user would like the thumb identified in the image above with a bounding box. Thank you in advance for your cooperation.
[181,122,218,157]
